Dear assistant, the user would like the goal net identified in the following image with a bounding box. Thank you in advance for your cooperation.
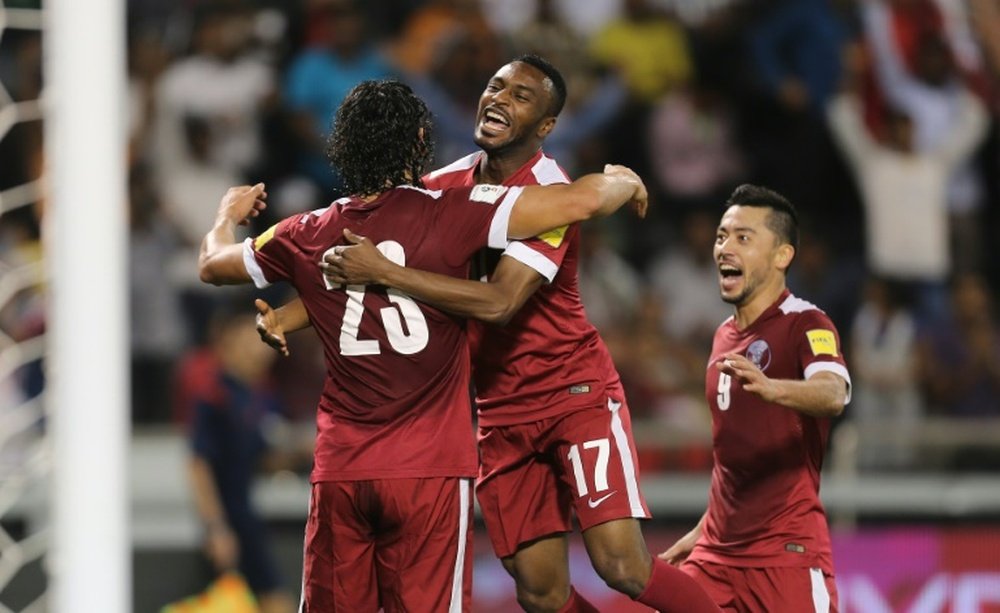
[1,0,128,611]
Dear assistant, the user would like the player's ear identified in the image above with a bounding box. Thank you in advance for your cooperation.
[775,243,795,272]
[537,117,556,139]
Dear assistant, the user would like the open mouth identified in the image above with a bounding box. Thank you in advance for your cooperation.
[718,263,743,291]
[479,108,511,136]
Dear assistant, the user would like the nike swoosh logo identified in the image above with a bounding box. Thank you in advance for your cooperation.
[587,491,617,509]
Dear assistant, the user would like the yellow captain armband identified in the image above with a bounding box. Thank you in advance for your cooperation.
[254,224,278,250]
[536,225,567,248]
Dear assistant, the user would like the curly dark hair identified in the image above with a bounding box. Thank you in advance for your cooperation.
[326,80,435,196]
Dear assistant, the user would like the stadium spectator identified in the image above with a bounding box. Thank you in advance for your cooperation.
[826,75,987,319]
[660,184,849,612]
[863,0,990,273]
[198,78,650,611]
[918,272,1000,419]
[282,0,393,194]
[850,277,923,469]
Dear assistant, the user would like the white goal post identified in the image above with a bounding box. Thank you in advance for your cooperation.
[45,0,129,611]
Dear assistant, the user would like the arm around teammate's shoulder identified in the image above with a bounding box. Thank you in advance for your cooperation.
[506,164,648,240]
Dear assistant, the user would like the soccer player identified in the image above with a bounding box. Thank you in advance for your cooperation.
[197,79,648,612]
[259,57,719,613]
[658,184,850,612]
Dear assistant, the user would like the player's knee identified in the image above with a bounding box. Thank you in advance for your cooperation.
[515,583,572,613]
[590,549,650,598]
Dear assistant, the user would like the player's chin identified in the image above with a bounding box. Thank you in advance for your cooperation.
[474,128,512,151]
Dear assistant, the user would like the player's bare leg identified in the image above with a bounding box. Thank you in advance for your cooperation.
[501,534,597,613]
[582,518,721,613]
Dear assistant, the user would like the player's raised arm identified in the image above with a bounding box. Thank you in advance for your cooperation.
[506,164,647,239]
[199,184,268,285]
[323,229,544,326]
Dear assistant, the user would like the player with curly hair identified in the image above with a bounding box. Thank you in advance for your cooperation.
[197,79,648,611]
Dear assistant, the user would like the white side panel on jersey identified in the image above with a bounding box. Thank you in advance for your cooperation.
[502,241,559,282]
[243,237,271,288]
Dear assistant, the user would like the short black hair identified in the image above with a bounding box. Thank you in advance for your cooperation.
[725,184,799,250]
[512,54,567,117]
[326,80,434,196]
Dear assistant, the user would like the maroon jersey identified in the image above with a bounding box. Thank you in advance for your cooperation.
[244,184,519,482]
[691,290,851,573]
[424,150,620,427]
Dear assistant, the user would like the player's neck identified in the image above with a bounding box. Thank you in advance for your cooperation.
[477,144,540,184]
[733,280,787,330]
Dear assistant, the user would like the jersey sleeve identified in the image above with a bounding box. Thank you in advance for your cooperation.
[794,310,852,404]
[435,184,524,253]
[242,214,306,289]
[501,224,573,283]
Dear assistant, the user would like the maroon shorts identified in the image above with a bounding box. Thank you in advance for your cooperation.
[682,559,838,613]
[476,394,650,559]
[300,477,473,612]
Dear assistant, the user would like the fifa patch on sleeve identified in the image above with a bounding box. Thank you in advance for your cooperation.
[536,225,567,248]
[470,184,508,204]
[806,329,838,357]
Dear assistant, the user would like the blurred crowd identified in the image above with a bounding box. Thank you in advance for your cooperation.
[2,0,1000,473]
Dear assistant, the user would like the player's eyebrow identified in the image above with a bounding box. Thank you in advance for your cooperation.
[717,225,758,234]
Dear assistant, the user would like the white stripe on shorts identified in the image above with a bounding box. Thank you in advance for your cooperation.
[608,399,645,517]
[299,489,312,613]
[810,567,831,613]
[448,478,471,613]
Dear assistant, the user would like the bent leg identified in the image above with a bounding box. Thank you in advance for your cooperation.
[501,534,573,613]
[583,518,720,613]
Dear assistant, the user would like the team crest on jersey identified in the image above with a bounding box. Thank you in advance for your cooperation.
[469,184,508,204]
[806,329,838,357]
[746,339,771,371]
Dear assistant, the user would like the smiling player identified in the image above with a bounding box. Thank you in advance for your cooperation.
[259,56,719,613]
[659,184,851,613]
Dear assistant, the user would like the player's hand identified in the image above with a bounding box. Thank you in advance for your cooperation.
[320,229,391,286]
[255,298,289,357]
[659,525,700,566]
[204,522,239,572]
[717,353,778,402]
[218,183,267,226]
[604,164,648,219]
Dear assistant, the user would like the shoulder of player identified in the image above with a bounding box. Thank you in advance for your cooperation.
[776,294,837,326]
[423,152,481,184]
[529,152,571,186]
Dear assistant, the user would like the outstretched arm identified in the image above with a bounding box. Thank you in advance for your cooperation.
[254,298,312,356]
[506,164,647,240]
[323,230,545,326]
[718,354,848,417]
[199,183,268,285]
